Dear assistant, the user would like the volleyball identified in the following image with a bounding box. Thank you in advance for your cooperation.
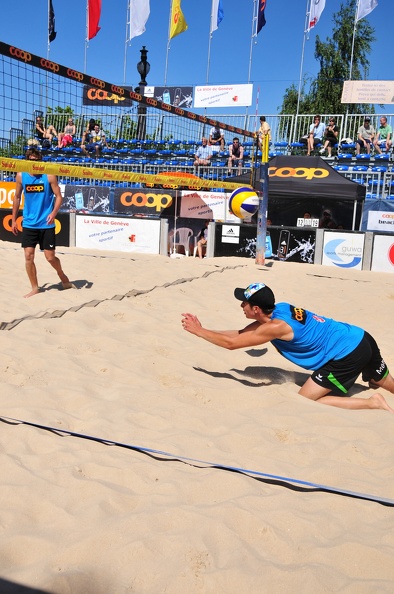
[229,187,259,219]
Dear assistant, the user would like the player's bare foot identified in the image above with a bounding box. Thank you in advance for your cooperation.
[24,287,42,298]
[61,281,74,290]
[368,393,394,413]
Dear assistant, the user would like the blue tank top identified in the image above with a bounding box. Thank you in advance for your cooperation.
[271,302,364,370]
[21,173,55,229]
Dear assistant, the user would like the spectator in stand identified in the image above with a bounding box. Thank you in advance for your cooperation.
[373,116,392,154]
[227,137,244,175]
[81,119,97,153]
[196,220,210,259]
[356,116,375,155]
[307,115,326,156]
[194,137,213,167]
[58,117,76,148]
[35,116,57,146]
[257,116,271,151]
[319,209,337,229]
[209,124,225,151]
[319,117,339,157]
[82,124,106,157]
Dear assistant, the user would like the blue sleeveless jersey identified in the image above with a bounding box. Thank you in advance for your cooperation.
[21,173,55,229]
[271,302,364,370]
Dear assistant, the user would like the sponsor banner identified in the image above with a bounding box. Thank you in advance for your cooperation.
[371,235,394,273]
[367,210,394,233]
[113,188,175,216]
[62,185,110,213]
[76,215,160,253]
[214,224,316,262]
[180,190,227,220]
[0,181,22,209]
[341,80,394,104]
[0,41,252,138]
[144,86,193,109]
[83,85,133,107]
[322,232,364,270]
[0,209,70,246]
[0,157,243,192]
[194,84,253,108]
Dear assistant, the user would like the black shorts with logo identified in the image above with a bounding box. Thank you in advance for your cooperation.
[311,331,389,395]
[21,227,56,251]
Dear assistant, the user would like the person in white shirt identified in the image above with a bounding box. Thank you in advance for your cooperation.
[307,115,326,156]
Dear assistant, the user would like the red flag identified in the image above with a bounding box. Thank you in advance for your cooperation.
[88,0,102,40]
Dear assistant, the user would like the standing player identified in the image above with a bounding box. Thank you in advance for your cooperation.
[12,147,72,298]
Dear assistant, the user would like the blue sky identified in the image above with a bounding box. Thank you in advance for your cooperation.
[1,0,392,116]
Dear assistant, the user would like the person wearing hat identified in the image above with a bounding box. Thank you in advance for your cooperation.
[356,116,375,155]
[181,283,394,412]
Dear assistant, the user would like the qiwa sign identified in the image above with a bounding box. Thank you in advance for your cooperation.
[322,232,365,270]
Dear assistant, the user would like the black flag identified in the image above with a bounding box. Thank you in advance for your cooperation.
[49,0,57,42]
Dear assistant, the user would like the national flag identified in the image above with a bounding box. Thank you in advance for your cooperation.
[170,0,188,39]
[48,0,57,43]
[356,0,378,21]
[128,0,150,40]
[210,0,224,34]
[307,0,326,32]
[257,0,267,34]
[88,0,102,40]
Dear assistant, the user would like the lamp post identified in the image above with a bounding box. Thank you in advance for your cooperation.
[136,46,150,140]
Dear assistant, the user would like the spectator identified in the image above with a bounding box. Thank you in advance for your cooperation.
[196,220,209,259]
[58,117,76,148]
[373,116,392,154]
[82,124,106,157]
[209,125,225,151]
[35,116,57,146]
[194,137,212,167]
[319,117,339,157]
[319,209,336,229]
[356,116,375,155]
[257,116,271,151]
[81,119,97,153]
[307,114,326,156]
[227,137,244,175]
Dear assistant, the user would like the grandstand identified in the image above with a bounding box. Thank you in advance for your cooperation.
[0,41,393,199]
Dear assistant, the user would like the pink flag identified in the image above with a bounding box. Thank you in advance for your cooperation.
[307,0,326,33]
[88,0,102,40]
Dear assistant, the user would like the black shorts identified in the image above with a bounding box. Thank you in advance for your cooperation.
[21,227,56,251]
[311,332,389,395]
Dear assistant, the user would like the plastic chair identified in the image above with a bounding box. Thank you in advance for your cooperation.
[173,227,193,256]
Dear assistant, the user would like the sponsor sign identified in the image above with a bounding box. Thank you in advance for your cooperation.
[371,235,394,273]
[221,224,240,244]
[113,188,174,216]
[0,181,22,209]
[83,85,133,107]
[322,232,364,269]
[194,84,253,108]
[367,210,394,233]
[76,215,160,253]
[61,185,110,213]
[0,210,70,246]
[341,80,394,104]
[144,86,193,109]
[180,191,227,220]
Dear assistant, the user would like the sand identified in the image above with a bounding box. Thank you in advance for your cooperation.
[0,240,393,594]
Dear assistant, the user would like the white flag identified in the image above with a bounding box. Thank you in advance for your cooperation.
[128,0,150,41]
[210,0,224,34]
[307,0,326,33]
[356,0,378,21]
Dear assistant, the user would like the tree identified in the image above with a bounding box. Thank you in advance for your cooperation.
[279,0,376,115]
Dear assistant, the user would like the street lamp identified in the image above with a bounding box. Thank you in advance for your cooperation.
[136,46,150,140]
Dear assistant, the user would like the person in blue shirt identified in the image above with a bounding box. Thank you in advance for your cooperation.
[181,282,394,412]
[12,147,72,298]
[194,137,213,167]
[307,114,326,156]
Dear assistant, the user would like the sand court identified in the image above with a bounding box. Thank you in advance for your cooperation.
[0,242,394,593]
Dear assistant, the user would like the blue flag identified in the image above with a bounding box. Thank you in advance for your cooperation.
[210,0,224,34]
[257,0,266,34]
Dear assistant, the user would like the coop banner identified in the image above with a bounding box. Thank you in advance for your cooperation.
[179,190,227,220]
[113,188,175,216]
[83,85,134,106]
[0,210,70,246]
[0,181,22,209]
[76,215,160,254]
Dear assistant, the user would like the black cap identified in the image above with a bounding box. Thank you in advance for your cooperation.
[234,283,275,311]
[364,116,371,121]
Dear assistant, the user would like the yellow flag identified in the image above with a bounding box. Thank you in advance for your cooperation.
[170,0,188,39]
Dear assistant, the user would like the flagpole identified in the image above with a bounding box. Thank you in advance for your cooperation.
[47,0,51,59]
[344,0,360,137]
[124,0,130,84]
[244,0,258,130]
[164,0,172,85]
[296,0,310,124]
[84,0,89,73]
[206,1,214,84]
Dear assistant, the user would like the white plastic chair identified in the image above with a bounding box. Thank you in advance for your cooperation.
[173,227,193,256]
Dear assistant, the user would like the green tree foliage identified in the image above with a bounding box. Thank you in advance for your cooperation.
[279,0,376,115]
